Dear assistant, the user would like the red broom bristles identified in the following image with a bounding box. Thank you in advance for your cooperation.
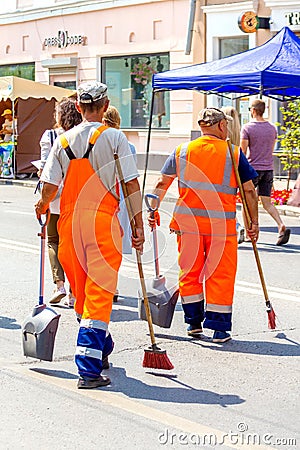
[143,347,174,370]
[267,304,276,330]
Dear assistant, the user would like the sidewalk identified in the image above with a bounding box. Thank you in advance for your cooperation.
[1,171,299,217]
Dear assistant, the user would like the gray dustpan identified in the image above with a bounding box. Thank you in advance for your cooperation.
[22,211,60,361]
[138,194,179,328]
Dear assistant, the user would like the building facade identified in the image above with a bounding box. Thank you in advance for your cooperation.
[0,0,298,166]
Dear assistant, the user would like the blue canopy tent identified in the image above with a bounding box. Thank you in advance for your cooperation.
[152,27,300,101]
[142,27,300,192]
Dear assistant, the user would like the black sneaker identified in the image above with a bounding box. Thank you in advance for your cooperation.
[77,375,111,389]
[187,324,203,338]
[102,355,109,370]
[212,331,231,343]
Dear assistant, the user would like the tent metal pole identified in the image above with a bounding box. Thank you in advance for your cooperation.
[142,89,155,198]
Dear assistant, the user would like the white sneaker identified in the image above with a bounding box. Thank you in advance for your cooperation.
[49,286,67,304]
[64,293,76,308]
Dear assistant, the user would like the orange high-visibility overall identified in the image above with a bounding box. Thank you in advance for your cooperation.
[169,136,239,331]
[57,126,122,378]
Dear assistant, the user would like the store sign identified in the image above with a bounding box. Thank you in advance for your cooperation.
[44,30,87,48]
[238,11,270,32]
[238,11,259,33]
[285,12,300,27]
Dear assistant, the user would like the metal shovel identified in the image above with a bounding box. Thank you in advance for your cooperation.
[22,211,61,361]
[138,194,179,328]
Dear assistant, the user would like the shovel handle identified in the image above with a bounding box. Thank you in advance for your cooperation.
[144,193,160,215]
[38,209,50,228]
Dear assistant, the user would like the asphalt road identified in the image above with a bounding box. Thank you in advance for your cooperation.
[0,184,299,450]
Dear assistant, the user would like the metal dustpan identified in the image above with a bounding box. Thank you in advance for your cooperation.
[138,194,179,328]
[22,211,60,361]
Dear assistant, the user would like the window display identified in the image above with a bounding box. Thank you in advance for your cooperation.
[102,53,170,129]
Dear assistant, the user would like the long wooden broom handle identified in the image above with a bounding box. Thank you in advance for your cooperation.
[114,153,157,346]
[226,140,270,304]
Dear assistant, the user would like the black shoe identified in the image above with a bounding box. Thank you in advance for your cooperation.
[77,375,111,389]
[187,324,203,338]
[212,331,231,343]
[102,355,109,370]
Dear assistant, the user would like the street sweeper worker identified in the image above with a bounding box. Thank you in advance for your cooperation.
[148,107,259,343]
[35,81,144,389]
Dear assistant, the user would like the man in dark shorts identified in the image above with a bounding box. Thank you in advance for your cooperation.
[241,99,290,246]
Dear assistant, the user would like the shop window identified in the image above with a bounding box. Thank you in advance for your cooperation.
[0,62,35,80]
[54,81,76,90]
[102,53,170,129]
[217,37,249,108]
[219,36,248,59]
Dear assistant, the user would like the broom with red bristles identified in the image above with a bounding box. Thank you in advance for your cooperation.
[114,153,174,369]
[227,140,276,329]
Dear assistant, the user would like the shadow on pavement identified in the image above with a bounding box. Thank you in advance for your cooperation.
[155,332,300,357]
[106,366,245,407]
[111,296,139,322]
[29,368,77,379]
[0,316,21,330]
[238,242,300,254]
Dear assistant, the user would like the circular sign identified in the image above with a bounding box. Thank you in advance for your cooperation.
[238,11,259,33]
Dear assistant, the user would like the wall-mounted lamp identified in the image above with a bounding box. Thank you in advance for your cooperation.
[124,58,129,67]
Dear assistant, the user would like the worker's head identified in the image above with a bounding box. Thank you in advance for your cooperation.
[249,99,265,117]
[76,81,109,116]
[198,107,233,140]
[103,106,121,129]
[1,109,12,120]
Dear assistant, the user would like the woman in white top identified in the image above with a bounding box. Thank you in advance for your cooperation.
[39,97,82,306]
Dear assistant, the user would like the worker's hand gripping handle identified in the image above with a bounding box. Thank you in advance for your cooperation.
[38,209,50,239]
[145,193,160,227]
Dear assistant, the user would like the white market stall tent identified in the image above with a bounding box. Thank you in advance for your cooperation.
[0,76,73,177]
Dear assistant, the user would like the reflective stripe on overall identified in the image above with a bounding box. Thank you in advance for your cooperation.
[57,125,122,377]
[170,137,239,331]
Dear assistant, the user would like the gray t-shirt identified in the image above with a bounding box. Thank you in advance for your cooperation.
[41,121,139,200]
[241,120,277,171]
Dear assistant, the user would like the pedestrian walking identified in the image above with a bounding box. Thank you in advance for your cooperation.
[240,99,291,245]
[148,107,259,342]
[39,97,82,307]
[35,81,144,389]
[222,105,245,244]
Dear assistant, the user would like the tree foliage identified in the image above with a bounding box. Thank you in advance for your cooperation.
[277,100,300,189]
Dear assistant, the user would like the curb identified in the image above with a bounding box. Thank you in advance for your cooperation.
[1,177,300,218]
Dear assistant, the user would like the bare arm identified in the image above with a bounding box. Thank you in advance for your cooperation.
[124,177,145,252]
[242,179,259,241]
[240,138,249,155]
[34,182,58,218]
[151,173,175,204]
[148,173,176,226]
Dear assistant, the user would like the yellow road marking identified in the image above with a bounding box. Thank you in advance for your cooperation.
[10,365,274,449]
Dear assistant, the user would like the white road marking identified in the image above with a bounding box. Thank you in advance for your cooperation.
[0,237,39,255]
[2,237,300,303]
[0,238,38,249]
[5,209,34,215]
